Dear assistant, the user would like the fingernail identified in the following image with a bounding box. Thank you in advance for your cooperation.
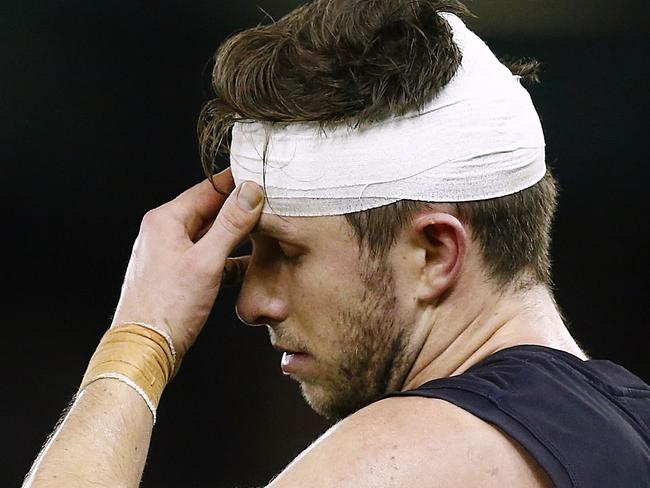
[237,181,263,211]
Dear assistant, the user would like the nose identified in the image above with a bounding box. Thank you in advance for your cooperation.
[235,304,257,326]
[235,257,289,327]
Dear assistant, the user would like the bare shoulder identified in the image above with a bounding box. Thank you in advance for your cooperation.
[267,396,553,488]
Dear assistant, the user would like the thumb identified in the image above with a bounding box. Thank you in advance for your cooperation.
[192,181,263,267]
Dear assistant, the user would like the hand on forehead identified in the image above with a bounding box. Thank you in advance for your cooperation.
[167,168,236,238]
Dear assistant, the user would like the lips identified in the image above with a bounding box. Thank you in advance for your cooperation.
[271,342,312,375]
[272,343,305,355]
[280,351,312,375]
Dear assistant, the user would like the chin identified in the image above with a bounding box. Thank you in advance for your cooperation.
[299,380,374,420]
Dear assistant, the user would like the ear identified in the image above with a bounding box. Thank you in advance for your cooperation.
[411,213,467,303]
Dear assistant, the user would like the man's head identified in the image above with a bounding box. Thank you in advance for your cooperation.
[235,213,413,419]
[198,0,558,419]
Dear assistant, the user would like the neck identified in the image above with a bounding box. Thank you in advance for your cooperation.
[400,281,587,391]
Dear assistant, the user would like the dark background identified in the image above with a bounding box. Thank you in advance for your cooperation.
[3,1,648,486]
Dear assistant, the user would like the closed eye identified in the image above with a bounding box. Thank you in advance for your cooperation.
[250,235,302,262]
[277,241,301,260]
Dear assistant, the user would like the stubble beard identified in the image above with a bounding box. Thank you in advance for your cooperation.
[300,256,412,420]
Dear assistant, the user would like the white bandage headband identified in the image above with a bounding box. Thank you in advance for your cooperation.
[230,13,546,216]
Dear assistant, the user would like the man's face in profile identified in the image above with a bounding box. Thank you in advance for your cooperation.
[237,213,415,419]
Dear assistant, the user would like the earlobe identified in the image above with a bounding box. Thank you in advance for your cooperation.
[412,213,467,303]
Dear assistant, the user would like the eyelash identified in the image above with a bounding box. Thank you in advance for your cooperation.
[277,242,300,261]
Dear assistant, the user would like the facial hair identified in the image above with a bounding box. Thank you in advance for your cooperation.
[299,256,413,420]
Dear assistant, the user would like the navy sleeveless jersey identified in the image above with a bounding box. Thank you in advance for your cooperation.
[380,345,650,487]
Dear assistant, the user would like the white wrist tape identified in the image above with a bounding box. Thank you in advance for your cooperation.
[230,13,546,217]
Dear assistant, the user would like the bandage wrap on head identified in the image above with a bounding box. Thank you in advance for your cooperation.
[229,13,546,217]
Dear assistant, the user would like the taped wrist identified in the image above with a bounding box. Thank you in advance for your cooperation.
[79,322,178,424]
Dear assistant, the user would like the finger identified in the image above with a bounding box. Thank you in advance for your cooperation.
[222,256,251,287]
[193,216,215,242]
[166,168,236,238]
[191,181,264,268]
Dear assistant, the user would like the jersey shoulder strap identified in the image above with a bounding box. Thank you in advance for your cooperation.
[380,345,650,488]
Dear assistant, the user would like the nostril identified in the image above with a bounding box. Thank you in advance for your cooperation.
[235,304,269,327]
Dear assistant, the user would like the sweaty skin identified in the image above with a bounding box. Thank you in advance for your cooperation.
[23,169,580,487]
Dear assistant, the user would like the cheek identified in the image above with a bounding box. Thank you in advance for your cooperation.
[288,254,365,337]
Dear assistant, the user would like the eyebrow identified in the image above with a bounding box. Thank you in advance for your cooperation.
[250,218,298,239]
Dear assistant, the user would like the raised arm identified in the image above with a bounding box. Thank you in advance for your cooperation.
[23,169,264,488]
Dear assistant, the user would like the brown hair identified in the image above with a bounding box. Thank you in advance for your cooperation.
[344,171,558,289]
[197,0,556,289]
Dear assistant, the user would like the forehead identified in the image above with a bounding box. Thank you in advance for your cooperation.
[252,213,348,240]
